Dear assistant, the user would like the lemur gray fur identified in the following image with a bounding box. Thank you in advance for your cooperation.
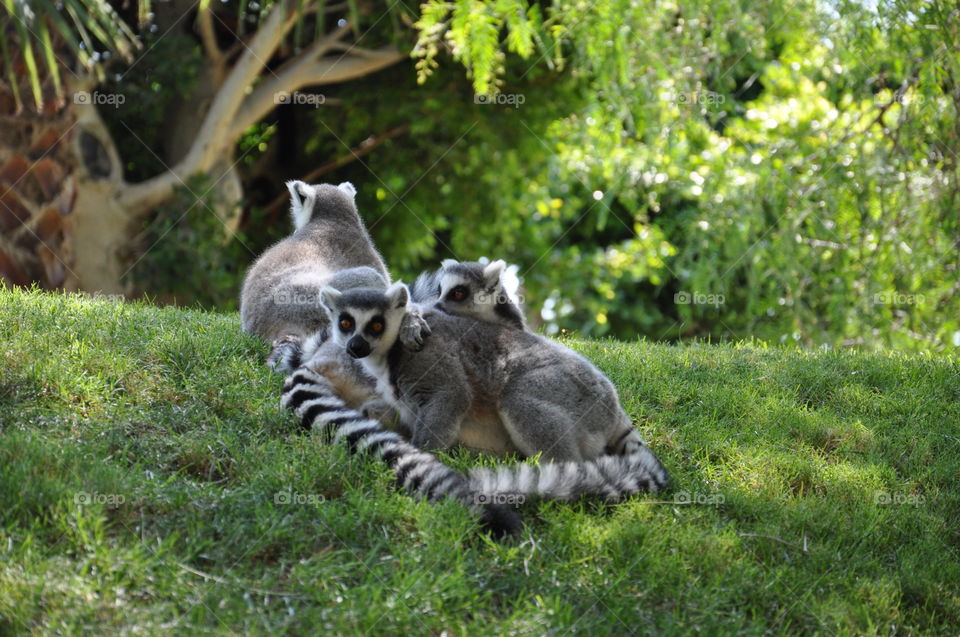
[318,283,664,467]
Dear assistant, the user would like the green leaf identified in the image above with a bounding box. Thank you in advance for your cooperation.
[35,17,63,104]
[4,0,44,109]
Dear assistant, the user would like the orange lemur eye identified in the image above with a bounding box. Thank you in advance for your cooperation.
[339,317,353,331]
[369,321,384,334]
[450,285,469,301]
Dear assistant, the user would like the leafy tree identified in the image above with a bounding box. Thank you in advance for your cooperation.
[3,0,957,351]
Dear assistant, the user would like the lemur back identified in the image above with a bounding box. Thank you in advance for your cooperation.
[240,181,390,343]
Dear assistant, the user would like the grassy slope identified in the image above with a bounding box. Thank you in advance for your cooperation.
[0,287,958,635]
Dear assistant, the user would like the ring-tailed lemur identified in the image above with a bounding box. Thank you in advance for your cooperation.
[281,367,524,536]
[281,365,668,509]
[240,180,429,358]
[318,283,663,465]
[240,181,429,425]
[412,259,526,330]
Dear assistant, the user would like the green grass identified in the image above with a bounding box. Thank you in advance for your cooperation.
[1,287,958,635]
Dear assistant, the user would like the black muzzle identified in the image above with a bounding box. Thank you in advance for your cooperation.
[346,335,371,359]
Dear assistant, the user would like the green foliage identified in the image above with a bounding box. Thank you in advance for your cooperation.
[131,175,253,310]
[56,0,958,352]
[413,0,544,94]
[1,0,145,111]
[2,288,959,632]
[399,0,960,350]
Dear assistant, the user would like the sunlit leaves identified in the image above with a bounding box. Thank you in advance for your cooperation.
[413,0,542,94]
[1,0,143,111]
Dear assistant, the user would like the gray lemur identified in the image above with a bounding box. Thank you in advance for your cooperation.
[319,283,662,466]
[411,259,526,330]
[240,181,428,421]
[239,180,427,350]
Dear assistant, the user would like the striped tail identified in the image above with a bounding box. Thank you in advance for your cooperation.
[467,448,668,502]
[280,367,523,537]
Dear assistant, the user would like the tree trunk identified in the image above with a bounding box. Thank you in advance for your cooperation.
[61,84,132,293]
[2,1,406,294]
[0,79,78,290]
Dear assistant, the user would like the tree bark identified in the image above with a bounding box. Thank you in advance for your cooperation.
[5,1,408,293]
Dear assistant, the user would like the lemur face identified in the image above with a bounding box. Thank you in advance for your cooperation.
[436,259,506,320]
[320,283,409,359]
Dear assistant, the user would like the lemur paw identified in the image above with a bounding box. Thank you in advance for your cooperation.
[267,335,303,374]
[398,309,431,351]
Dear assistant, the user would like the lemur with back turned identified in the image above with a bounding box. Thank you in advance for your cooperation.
[239,181,428,409]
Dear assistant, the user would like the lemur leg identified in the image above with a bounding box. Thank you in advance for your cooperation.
[498,395,589,462]
[360,398,407,434]
[409,392,469,451]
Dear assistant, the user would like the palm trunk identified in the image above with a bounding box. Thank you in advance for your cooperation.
[1,1,405,294]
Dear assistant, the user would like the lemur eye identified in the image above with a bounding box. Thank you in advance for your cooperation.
[435,284,441,298]
[339,316,354,331]
[369,320,384,334]
[450,285,469,302]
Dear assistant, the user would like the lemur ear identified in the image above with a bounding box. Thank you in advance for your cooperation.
[319,287,342,313]
[483,259,506,288]
[385,281,410,309]
[287,180,316,230]
[440,258,458,270]
[336,182,357,198]
[286,180,304,207]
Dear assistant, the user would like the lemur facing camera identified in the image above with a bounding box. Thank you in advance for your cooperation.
[240,180,428,350]
[318,281,665,469]
[281,266,665,534]
[239,181,431,410]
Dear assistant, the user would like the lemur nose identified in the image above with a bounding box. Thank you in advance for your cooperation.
[347,336,371,358]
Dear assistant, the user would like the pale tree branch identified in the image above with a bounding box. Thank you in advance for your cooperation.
[229,31,404,140]
[197,0,224,70]
[270,20,353,77]
[117,0,294,214]
[113,4,405,217]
